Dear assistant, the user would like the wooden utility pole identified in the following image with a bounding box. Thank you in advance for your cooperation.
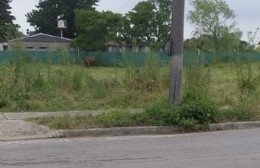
[169,0,185,105]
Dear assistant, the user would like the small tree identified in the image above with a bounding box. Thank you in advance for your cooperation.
[188,0,239,52]
[247,27,259,51]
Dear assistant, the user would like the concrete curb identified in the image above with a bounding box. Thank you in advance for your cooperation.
[59,121,260,138]
[209,121,260,131]
[60,126,183,138]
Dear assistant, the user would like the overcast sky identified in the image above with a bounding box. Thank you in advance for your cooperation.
[10,0,260,41]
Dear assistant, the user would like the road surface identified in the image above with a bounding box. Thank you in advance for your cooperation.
[1,128,260,168]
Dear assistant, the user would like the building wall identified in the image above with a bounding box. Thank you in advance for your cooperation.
[7,41,71,51]
[107,45,150,53]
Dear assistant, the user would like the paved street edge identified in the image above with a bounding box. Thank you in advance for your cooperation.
[59,121,260,138]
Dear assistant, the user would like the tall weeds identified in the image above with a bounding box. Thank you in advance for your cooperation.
[125,52,162,92]
[234,61,260,119]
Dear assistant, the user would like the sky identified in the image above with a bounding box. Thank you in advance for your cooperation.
[10,0,260,41]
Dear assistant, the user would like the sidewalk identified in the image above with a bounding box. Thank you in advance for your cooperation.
[0,110,142,141]
[0,112,60,141]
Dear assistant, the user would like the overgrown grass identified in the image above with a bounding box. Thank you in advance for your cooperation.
[0,52,259,124]
[29,99,219,130]
[27,53,260,130]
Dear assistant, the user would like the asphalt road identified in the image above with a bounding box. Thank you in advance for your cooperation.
[0,128,260,168]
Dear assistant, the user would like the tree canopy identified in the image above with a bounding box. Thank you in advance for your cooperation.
[0,0,21,42]
[72,0,171,51]
[72,10,123,51]
[188,0,241,52]
[26,0,99,39]
[127,0,171,49]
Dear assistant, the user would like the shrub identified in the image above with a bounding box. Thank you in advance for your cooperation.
[179,96,219,126]
[179,118,199,131]
[142,100,179,126]
[0,99,8,109]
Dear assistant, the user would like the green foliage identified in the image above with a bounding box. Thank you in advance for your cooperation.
[233,61,260,120]
[72,69,84,92]
[247,28,259,51]
[188,0,240,52]
[181,55,220,127]
[125,53,161,92]
[26,0,99,38]
[220,105,252,122]
[73,10,123,50]
[127,0,171,50]
[141,100,179,126]
[178,118,199,131]
[127,70,157,92]
[179,96,219,126]
[236,62,260,101]
[50,115,71,129]
[128,1,156,46]
[103,77,120,89]
[0,50,259,119]
[95,110,134,127]
[184,55,211,97]
[32,97,219,130]
[0,0,21,42]
[89,82,108,99]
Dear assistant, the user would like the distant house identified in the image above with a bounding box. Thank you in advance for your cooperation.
[106,41,150,53]
[7,33,72,51]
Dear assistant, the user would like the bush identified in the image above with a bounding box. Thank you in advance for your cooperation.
[179,118,199,131]
[179,96,219,126]
[141,100,179,126]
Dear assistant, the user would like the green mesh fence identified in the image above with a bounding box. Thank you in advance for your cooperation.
[0,50,260,66]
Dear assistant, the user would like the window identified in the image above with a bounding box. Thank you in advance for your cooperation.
[26,47,34,51]
[39,47,48,51]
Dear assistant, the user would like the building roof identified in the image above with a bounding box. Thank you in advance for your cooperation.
[9,33,72,43]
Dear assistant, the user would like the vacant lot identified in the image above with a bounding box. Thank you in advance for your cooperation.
[0,57,259,114]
